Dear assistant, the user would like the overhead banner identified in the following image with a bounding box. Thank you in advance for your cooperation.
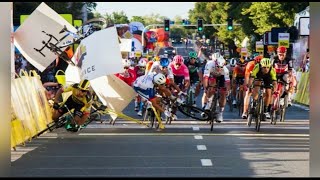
[278,33,290,48]
[72,26,123,81]
[90,74,136,120]
[13,2,76,72]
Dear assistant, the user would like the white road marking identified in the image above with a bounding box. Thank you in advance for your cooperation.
[201,159,213,166]
[197,145,207,150]
[194,135,203,139]
[79,133,309,137]
[192,127,200,131]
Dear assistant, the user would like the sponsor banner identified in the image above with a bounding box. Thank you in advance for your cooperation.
[278,33,290,48]
[255,41,264,52]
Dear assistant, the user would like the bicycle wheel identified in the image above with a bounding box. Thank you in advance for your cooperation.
[210,96,218,131]
[228,95,233,112]
[238,90,244,117]
[247,97,254,127]
[280,95,288,122]
[178,104,209,121]
[256,96,263,132]
[270,109,277,125]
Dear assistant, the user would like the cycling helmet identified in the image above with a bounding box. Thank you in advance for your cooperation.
[211,52,221,61]
[78,79,90,91]
[189,51,198,59]
[122,59,131,67]
[260,58,272,68]
[254,55,263,64]
[229,58,237,67]
[138,58,148,67]
[159,57,170,67]
[277,46,287,53]
[215,57,226,67]
[153,73,166,85]
[173,55,184,64]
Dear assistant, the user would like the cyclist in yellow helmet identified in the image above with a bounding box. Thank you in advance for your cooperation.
[52,79,93,130]
[248,58,278,120]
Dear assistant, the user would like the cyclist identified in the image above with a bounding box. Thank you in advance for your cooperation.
[52,79,93,131]
[134,58,148,115]
[248,58,278,120]
[200,53,221,110]
[148,57,181,93]
[202,56,230,122]
[231,57,248,107]
[242,55,263,119]
[184,51,202,106]
[272,46,294,107]
[133,73,177,129]
[169,55,190,94]
[115,59,137,86]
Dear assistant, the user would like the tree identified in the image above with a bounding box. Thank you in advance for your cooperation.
[130,16,145,25]
[13,2,98,26]
[242,2,309,35]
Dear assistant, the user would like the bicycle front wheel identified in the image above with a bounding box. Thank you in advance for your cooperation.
[178,104,209,121]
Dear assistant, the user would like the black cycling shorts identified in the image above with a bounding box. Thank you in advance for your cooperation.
[58,96,85,118]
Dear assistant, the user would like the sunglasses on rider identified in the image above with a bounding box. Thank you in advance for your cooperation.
[124,66,129,69]
[262,66,270,69]
[80,89,88,93]
[175,63,181,67]
[217,66,223,69]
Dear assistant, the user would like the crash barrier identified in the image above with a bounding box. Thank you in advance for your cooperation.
[293,71,309,106]
[11,70,53,149]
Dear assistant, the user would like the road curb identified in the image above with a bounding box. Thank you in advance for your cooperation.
[292,103,309,111]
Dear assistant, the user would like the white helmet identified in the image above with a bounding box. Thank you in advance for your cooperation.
[211,52,221,61]
[215,57,226,67]
[153,73,166,85]
[138,58,147,67]
[122,59,131,67]
[230,58,237,67]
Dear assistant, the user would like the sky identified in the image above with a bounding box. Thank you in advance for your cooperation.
[95,2,196,20]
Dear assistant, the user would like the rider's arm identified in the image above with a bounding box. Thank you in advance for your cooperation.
[202,62,211,91]
[182,65,190,91]
[270,67,278,92]
[223,67,231,91]
[248,64,260,87]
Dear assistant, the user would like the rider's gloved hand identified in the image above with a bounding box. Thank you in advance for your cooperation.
[53,102,60,110]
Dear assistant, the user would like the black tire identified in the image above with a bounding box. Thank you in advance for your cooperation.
[178,104,209,121]
[280,95,288,122]
[238,90,244,117]
[270,109,277,125]
[247,113,253,127]
[228,95,233,112]
[256,97,263,132]
[149,109,155,128]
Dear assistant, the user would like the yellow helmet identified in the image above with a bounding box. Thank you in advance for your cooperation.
[260,58,272,68]
[78,79,90,91]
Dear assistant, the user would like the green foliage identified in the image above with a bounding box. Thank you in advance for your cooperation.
[13,2,97,26]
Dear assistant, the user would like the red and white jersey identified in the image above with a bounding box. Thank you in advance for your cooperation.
[203,60,230,81]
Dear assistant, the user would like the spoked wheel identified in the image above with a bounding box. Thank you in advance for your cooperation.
[178,104,210,121]
[255,98,263,132]
[247,113,253,127]
[270,109,278,125]
[280,95,288,122]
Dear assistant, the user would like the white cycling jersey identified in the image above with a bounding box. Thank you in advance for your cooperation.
[203,60,230,81]
[133,74,155,90]
[148,61,174,79]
